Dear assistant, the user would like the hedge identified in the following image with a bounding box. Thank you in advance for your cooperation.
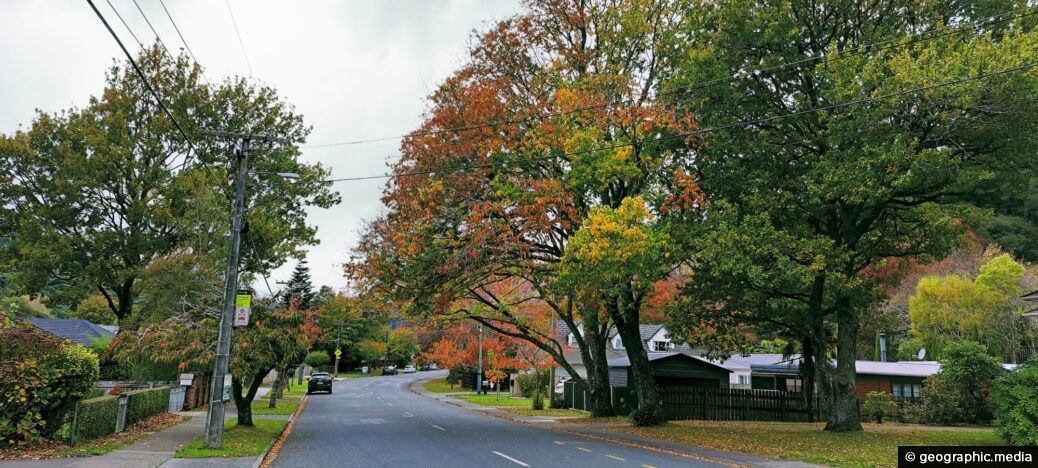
[73,396,119,442]
[125,387,170,425]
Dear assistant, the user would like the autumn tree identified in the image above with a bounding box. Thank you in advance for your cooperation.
[0,44,338,324]
[349,0,701,422]
[667,0,1038,431]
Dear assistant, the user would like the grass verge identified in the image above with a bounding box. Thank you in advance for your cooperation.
[455,393,542,407]
[502,407,589,417]
[175,418,287,458]
[250,401,300,416]
[612,421,1002,467]
[424,378,465,394]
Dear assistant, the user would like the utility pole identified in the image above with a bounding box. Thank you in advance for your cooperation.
[333,324,344,379]
[476,323,484,395]
[202,129,285,448]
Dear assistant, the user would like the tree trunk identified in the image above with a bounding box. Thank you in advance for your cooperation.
[232,370,269,427]
[825,300,862,432]
[581,318,616,417]
[800,334,816,423]
[609,294,661,425]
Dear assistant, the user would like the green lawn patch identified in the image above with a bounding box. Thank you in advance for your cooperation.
[175,418,286,458]
[613,421,1002,467]
[502,407,589,418]
[456,393,540,407]
[424,378,464,394]
[249,401,299,416]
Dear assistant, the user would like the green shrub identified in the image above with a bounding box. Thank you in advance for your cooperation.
[516,370,549,398]
[530,389,545,410]
[863,391,895,423]
[919,341,1005,425]
[86,387,106,399]
[72,396,119,442]
[1,326,99,447]
[125,387,170,425]
[992,359,1038,445]
[304,351,331,368]
[550,393,567,409]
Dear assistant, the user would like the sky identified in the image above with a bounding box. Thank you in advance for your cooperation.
[0,0,523,296]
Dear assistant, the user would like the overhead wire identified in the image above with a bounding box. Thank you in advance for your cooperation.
[104,0,145,47]
[224,0,255,77]
[318,62,1038,183]
[158,0,214,87]
[301,5,1038,149]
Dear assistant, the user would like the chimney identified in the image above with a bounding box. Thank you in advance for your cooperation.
[879,332,888,362]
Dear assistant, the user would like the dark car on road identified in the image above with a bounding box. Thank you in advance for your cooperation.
[382,365,398,375]
[307,372,333,394]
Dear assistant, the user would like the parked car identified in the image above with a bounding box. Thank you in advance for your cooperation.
[307,372,332,394]
[382,365,398,375]
[403,364,416,373]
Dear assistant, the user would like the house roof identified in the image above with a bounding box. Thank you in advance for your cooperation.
[27,318,116,347]
[608,352,732,373]
[556,320,671,344]
[707,353,788,370]
[751,359,1018,378]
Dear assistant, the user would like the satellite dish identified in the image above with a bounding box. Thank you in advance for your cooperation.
[917,348,926,360]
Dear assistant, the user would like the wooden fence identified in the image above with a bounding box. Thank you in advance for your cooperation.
[660,387,815,422]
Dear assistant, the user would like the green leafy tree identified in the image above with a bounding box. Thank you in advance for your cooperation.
[909,254,1029,361]
[282,260,315,310]
[304,350,331,368]
[71,295,117,326]
[992,358,1038,445]
[921,341,1006,425]
[667,0,1038,431]
[0,44,338,324]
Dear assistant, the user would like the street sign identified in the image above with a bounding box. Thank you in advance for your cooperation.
[334,349,342,358]
[233,291,251,327]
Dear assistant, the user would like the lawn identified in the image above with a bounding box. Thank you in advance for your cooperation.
[249,401,299,416]
[455,393,543,407]
[613,421,1002,467]
[424,378,465,394]
[502,407,589,417]
[175,418,287,458]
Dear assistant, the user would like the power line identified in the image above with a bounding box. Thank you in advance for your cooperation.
[87,0,198,164]
[224,0,254,77]
[158,0,214,87]
[104,0,144,47]
[319,62,1037,183]
[302,5,1038,149]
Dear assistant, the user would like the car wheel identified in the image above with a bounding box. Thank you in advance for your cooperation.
[307,390,312,395]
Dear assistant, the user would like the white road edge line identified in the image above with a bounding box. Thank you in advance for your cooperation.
[387,402,394,407]
[432,424,446,432]
[493,451,530,467]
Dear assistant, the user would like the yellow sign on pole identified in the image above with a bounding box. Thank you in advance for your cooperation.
[335,349,342,358]
[233,290,251,327]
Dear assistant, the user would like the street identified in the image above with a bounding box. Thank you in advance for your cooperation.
[272,372,724,468]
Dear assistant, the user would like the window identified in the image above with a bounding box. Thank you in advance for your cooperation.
[652,341,672,352]
[738,375,748,385]
[892,382,922,398]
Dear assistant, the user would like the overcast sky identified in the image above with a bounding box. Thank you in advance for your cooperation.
[1,0,523,296]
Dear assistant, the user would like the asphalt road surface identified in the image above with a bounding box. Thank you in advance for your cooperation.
[272,371,726,468]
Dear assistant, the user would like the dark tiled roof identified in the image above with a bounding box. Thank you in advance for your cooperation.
[27,318,116,347]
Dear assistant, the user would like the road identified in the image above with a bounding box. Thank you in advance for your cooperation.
[272,371,726,468]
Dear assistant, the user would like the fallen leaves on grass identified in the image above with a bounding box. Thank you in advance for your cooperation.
[0,413,185,460]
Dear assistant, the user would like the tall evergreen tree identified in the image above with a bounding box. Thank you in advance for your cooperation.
[282,260,315,310]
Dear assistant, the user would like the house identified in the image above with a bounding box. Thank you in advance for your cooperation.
[26,317,116,347]
[606,352,732,415]
[553,321,694,384]
[704,353,787,389]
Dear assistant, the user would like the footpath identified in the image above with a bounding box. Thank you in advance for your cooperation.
[410,382,822,468]
[0,387,292,468]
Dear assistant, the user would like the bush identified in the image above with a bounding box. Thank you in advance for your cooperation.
[1,326,99,447]
[550,393,567,409]
[86,387,106,399]
[530,389,545,410]
[516,370,550,398]
[919,341,1005,425]
[125,387,170,425]
[304,350,331,369]
[72,396,120,442]
[863,391,895,423]
[992,359,1038,445]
